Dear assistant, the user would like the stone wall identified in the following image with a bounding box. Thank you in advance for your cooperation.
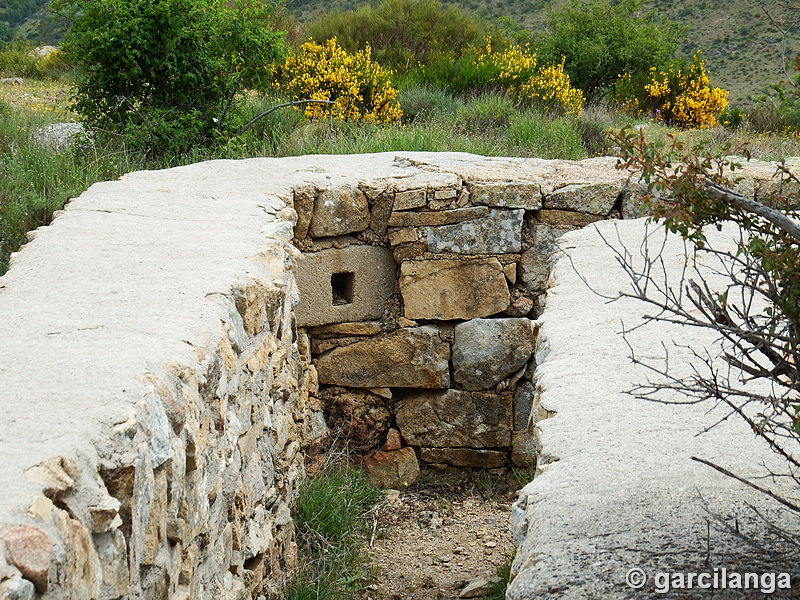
[0,161,327,600]
[1,152,793,599]
[293,155,639,481]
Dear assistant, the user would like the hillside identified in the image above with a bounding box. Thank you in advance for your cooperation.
[7,0,799,106]
[286,0,800,107]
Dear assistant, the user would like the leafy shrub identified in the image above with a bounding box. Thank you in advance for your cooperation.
[507,111,586,159]
[0,43,37,77]
[54,0,286,159]
[397,84,461,122]
[746,87,800,135]
[718,105,747,129]
[616,55,728,129]
[456,93,516,131]
[414,42,584,114]
[305,0,491,74]
[0,42,69,78]
[539,0,681,101]
[411,51,502,96]
[280,38,402,123]
[483,42,585,115]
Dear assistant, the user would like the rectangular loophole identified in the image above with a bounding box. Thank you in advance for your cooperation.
[331,271,355,306]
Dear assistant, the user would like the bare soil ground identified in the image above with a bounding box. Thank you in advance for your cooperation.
[362,470,524,600]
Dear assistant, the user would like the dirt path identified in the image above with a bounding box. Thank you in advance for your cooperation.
[363,471,522,600]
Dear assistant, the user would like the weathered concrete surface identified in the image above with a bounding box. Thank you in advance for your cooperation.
[508,219,800,599]
[294,245,396,326]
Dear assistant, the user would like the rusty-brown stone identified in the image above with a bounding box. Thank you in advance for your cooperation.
[363,447,420,489]
[315,326,450,388]
[1,524,52,592]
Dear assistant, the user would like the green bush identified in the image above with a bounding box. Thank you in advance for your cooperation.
[411,51,503,95]
[305,0,493,74]
[456,93,517,132]
[539,0,682,101]
[0,42,70,79]
[54,0,286,159]
[507,111,586,160]
[397,84,462,122]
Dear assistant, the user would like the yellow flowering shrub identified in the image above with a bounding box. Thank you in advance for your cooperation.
[281,38,402,123]
[619,55,728,129]
[477,41,584,115]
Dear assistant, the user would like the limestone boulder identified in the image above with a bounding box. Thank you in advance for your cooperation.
[543,182,622,215]
[519,222,572,294]
[308,185,370,237]
[387,206,488,228]
[426,208,524,254]
[468,182,542,209]
[319,387,392,449]
[396,389,512,448]
[363,447,420,489]
[0,525,52,593]
[400,258,510,320]
[452,318,537,391]
[315,326,450,388]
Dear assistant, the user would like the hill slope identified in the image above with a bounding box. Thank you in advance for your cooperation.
[286,0,800,106]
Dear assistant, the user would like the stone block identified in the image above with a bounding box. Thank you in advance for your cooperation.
[319,387,392,449]
[387,206,489,228]
[0,525,51,593]
[452,318,537,391]
[292,185,316,239]
[394,189,427,210]
[513,380,535,431]
[295,246,396,327]
[396,389,512,448]
[363,447,420,489]
[399,258,510,320]
[368,191,394,234]
[543,182,622,215]
[307,185,370,237]
[426,209,524,254]
[315,326,450,388]
[469,182,542,209]
[418,448,507,468]
[310,321,383,336]
[393,242,426,262]
[511,430,537,468]
[519,222,573,294]
[537,210,605,227]
[387,227,419,246]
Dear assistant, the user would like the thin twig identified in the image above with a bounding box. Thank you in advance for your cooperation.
[239,99,336,134]
[691,456,800,514]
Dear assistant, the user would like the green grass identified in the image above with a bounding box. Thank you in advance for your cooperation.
[487,554,514,600]
[0,98,142,274]
[284,467,383,600]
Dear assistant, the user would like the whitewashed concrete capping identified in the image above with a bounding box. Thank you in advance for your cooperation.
[0,152,798,599]
[508,220,799,599]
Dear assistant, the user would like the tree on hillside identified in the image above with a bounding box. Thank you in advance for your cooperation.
[54,0,285,159]
[305,0,490,73]
[540,0,682,101]
[609,129,800,512]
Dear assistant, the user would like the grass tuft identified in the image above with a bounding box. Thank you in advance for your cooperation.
[284,464,383,600]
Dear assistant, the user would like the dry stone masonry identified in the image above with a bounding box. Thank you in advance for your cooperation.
[0,152,796,599]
